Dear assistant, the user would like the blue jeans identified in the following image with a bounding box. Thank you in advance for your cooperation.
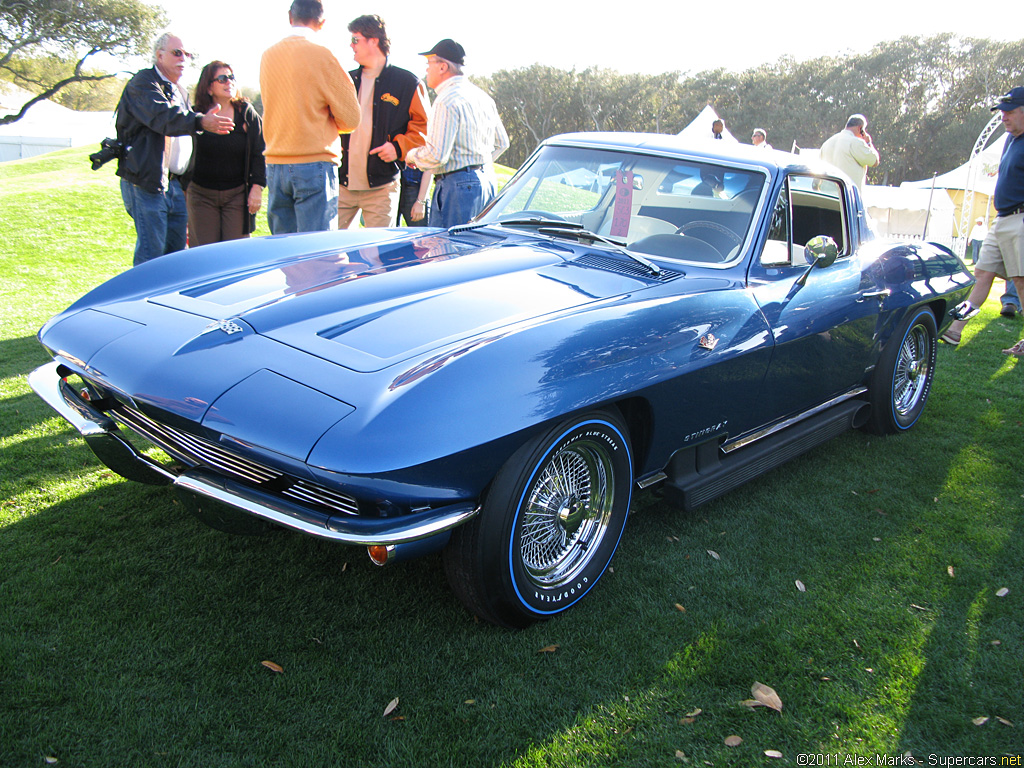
[266,161,338,234]
[1002,278,1021,311]
[429,168,495,229]
[120,178,187,266]
[397,167,428,227]
[969,239,983,264]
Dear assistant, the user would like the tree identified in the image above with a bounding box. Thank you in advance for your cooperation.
[0,0,166,124]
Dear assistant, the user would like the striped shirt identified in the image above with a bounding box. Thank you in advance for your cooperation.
[405,76,508,175]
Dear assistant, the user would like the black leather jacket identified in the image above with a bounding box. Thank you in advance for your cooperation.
[340,63,427,188]
[115,67,205,193]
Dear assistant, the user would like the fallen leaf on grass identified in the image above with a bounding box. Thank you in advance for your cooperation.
[947,566,955,578]
[685,708,702,717]
[971,716,989,726]
[537,644,559,653]
[675,750,688,762]
[383,697,399,717]
[674,603,687,612]
[996,587,1009,597]
[751,682,783,711]
[44,758,59,765]
[707,550,720,560]
[765,750,783,758]
[795,580,806,592]
[260,660,284,673]
[997,717,1014,726]
[724,735,743,747]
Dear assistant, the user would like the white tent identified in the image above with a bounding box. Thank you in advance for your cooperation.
[677,104,739,143]
[0,85,114,162]
[901,131,1006,197]
[862,184,955,247]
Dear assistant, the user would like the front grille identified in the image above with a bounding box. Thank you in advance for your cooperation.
[110,403,360,517]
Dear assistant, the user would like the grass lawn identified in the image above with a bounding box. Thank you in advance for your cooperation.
[1,147,1021,767]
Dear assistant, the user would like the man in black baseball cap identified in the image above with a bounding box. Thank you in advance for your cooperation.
[943,86,1024,355]
[418,39,465,65]
[405,38,508,227]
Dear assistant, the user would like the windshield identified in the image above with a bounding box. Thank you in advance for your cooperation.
[477,145,767,265]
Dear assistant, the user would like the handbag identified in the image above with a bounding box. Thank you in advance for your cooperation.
[242,105,257,235]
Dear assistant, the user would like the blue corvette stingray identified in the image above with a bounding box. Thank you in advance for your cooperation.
[30,133,973,627]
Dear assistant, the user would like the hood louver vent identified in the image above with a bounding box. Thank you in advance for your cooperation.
[572,253,682,283]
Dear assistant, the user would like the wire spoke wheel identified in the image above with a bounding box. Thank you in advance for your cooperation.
[443,411,632,627]
[892,323,931,419]
[519,438,615,589]
[866,307,937,435]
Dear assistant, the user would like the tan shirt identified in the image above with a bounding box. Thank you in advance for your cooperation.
[347,63,383,190]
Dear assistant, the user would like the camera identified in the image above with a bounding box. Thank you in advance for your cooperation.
[89,138,126,170]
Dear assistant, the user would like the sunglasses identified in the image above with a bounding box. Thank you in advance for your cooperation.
[164,48,194,60]
[212,74,235,84]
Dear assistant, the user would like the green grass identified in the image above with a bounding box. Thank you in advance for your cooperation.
[1,147,1022,767]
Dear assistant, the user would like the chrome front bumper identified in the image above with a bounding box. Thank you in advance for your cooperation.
[28,361,479,546]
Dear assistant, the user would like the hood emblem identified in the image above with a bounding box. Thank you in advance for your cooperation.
[203,319,244,336]
[698,333,719,351]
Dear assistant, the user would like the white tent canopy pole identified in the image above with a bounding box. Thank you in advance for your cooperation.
[957,112,1004,258]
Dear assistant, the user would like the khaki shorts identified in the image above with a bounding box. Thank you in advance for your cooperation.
[976,212,1024,279]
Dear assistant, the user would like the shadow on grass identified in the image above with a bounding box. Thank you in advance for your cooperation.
[1,477,707,767]
[0,335,50,382]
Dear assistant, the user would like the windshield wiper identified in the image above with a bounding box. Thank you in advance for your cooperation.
[449,217,584,234]
[537,227,662,276]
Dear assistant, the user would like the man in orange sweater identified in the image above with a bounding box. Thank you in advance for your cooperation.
[260,0,360,233]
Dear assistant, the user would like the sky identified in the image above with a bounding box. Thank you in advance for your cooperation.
[154,0,1012,91]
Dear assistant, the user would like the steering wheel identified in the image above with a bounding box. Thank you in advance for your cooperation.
[498,210,568,223]
[675,220,742,259]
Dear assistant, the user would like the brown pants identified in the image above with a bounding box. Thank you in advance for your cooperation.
[186,183,247,247]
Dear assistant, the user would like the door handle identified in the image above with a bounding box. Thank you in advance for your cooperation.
[858,289,891,302]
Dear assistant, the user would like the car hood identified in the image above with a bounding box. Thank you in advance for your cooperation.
[40,230,677,434]
[138,231,666,373]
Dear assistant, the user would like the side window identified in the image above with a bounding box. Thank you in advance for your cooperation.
[789,176,848,257]
[761,182,790,265]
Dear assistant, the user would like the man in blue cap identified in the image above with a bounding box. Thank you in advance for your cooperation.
[943,86,1024,356]
[405,39,509,228]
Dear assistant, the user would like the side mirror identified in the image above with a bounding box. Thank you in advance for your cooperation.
[794,235,840,288]
[803,235,839,268]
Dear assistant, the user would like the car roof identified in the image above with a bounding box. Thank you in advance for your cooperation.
[542,132,823,178]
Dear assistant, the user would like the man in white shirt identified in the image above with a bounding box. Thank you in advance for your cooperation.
[820,114,879,191]
[405,39,509,228]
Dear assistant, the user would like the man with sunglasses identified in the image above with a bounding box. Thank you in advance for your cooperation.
[114,33,235,266]
[337,15,428,229]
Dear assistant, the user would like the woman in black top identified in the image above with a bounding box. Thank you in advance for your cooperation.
[187,61,266,246]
